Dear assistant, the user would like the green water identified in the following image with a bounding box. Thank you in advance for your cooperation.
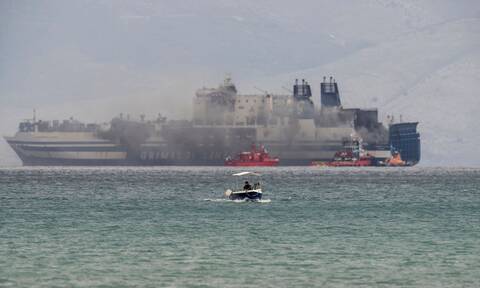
[1,167,479,287]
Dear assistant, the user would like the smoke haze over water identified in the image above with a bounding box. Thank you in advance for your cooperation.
[1,0,479,166]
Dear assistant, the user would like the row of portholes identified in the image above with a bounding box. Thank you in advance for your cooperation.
[140,151,227,160]
[140,151,192,160]
[237,99,264,103]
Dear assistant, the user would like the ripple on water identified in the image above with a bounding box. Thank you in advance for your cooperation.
[0,166,480,287]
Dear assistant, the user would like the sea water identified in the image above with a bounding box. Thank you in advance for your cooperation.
[0,167,479,287]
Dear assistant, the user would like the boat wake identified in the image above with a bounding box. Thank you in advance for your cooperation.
[204,198,271,203]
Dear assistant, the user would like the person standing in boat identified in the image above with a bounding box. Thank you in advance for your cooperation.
[243,181,252,191]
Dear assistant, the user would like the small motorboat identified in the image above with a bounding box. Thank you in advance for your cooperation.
[224,171,263,201]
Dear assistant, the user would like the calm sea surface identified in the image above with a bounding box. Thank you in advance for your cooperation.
[0,167,479,287]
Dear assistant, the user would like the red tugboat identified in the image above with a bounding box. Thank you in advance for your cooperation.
[311,137,373,167]
[225,144,280,166]
[326,150,373,167]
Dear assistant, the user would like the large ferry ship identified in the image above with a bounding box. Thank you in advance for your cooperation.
[4,77,421,166]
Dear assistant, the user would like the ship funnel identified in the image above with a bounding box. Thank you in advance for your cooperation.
[293,79,312,101]
[321,76,341,108]
[293,78,314,118]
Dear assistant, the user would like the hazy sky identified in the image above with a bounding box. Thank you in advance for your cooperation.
[1,0,479,165]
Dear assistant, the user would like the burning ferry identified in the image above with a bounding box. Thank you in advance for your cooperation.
[4,76,421,166]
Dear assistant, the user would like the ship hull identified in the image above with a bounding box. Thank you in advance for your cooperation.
[139,147,338,166]
[4,133,129,166]
[138,126,354,166]
[139,140,389,166]
[229,190,263,201]
[16,157,133,166]
[5,136,399,167]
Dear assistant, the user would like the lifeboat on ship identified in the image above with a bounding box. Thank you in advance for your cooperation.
[225,144,279,166]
